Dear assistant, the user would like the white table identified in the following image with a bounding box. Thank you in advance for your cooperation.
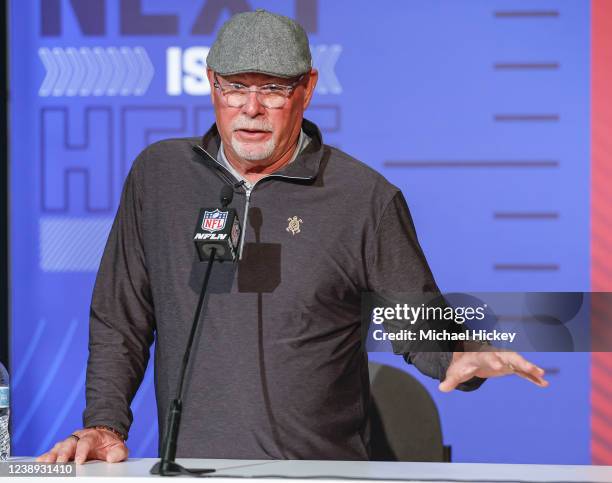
[6,457,612,483]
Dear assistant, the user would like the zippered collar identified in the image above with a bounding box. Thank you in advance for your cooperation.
[192,118,324,183]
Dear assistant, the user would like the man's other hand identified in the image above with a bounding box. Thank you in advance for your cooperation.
[36,428,128,464]
[439,348,549,392]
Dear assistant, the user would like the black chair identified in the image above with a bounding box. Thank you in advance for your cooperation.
[368,361,451,462]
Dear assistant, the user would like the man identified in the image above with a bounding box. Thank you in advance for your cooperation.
[38,9,547,465]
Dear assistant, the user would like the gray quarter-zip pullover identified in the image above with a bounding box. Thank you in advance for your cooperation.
[83,119,482,460]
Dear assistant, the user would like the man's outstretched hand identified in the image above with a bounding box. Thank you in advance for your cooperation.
[439,347,549,392]
[36,428,128,465]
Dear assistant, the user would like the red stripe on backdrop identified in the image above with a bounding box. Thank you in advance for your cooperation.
[592,0,612,466]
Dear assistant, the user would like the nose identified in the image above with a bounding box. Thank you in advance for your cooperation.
[241,90,265,117]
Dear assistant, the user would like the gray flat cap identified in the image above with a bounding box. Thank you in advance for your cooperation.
[207,9,311,78]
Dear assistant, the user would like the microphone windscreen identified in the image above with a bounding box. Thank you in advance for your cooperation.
[220,185,234,207]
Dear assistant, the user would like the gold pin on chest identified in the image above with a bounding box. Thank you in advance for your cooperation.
[286,216,303,235]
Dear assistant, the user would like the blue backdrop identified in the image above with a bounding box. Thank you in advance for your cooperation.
[9,0,590,463]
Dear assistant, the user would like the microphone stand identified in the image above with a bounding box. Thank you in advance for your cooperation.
[150,248,218,476]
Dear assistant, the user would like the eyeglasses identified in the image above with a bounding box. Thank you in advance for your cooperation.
[213,73,304,109]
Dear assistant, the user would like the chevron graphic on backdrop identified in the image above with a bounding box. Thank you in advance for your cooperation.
[38,47,154,97]
[40,217,113,271]
[311,44,343,94]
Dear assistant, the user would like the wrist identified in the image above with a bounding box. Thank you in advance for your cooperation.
[86,425,127,442]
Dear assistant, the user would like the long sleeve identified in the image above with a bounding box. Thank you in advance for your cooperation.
[365,190,484,391]
[82,152,156,436]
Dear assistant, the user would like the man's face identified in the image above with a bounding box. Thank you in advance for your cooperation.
[207,68,318,167]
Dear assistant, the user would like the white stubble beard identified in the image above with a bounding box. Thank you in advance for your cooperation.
[230,136,276,161]
[230,117,276,161]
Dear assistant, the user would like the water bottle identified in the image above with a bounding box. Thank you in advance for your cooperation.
[0,362,9,461]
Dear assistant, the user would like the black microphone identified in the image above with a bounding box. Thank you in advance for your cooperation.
[220,184,233,207]
[193,186,242,262]
[151,184,241,477]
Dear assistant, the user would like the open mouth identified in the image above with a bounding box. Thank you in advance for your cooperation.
[234,129,272,141]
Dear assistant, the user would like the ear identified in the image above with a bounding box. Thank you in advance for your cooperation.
[302,68,318,110]
[206,68,216,105]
